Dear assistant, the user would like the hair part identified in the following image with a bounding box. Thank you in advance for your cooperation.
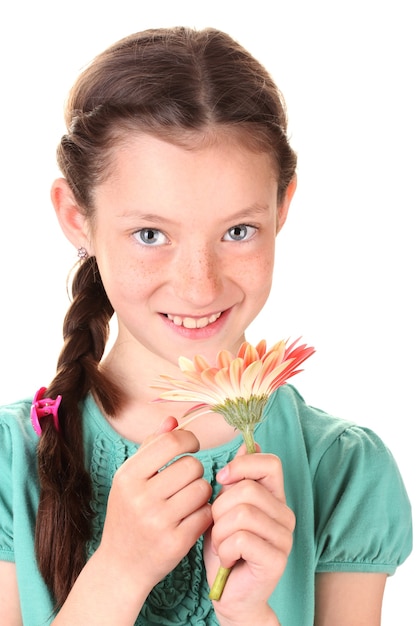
[58,27,296,212]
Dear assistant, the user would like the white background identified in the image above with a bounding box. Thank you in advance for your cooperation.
[1,1,417,623]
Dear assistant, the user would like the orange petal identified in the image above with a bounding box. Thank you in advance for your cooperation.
[216,349,235,369]
[228,358,245,395]
[240,360,264,395]
[193,354,212,373]
[265,340,286,363]
[237,341,251,359]
[255,339,267,358]
[200,368,230,398]
[242,343,260,367]
[259,351,285,376]
[257,360,292,394]
[214,368,237,399]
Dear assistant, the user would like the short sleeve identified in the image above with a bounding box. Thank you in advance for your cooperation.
[313,425,412,574]
[0,420,15,562]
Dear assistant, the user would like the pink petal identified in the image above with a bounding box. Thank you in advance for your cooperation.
[265,368,304,394]
[157,389,220,404]
[259,351,285,376]
[255,360,291,394]
[152,338,315,415]
[182,402,214,417]
[286,344,316,367]
[283,337,304,359]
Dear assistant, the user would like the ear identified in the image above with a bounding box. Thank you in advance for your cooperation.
[51,178,91,252]
[276,175,297,234]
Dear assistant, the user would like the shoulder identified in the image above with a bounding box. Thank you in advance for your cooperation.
[262,385,408,499]
[266,386,413,572]
[0,398,39,488]
[0,397,37,448]
[265,384,399,474]
[0,399,39,559]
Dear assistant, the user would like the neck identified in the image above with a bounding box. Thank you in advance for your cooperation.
[99,348,237,448]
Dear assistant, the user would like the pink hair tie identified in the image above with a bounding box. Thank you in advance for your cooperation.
[30,387,62,436]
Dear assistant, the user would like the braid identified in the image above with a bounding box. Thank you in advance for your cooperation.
[35,257,122,606]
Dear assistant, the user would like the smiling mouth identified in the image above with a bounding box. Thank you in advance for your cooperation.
[166,312,222,329]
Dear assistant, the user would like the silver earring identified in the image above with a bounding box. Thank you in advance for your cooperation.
[77,246,89,260]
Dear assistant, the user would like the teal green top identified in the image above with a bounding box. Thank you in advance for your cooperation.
[0,385,412,625]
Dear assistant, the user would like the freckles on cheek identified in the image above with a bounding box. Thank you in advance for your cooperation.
[239,254,274,289]
[100,257,141,298]
[113,259,162,297]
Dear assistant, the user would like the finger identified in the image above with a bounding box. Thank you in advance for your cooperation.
[216,452,285,500]
[167,476,213,523]
[212,479,295,532]
[174,501,213,548]
[152,453,206,499]
[122,428,201,481]
[156,415,179,434]
[216,527,292,575]
[211,504,280,548]
[210,501,295,553]
[140,416,179,451]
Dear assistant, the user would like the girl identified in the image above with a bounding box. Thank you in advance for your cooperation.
[0,27,412,625]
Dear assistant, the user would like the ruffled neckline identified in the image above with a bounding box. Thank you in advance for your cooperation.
[83,392,264,460]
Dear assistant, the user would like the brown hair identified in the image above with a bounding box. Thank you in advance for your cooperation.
[36,26,297,606]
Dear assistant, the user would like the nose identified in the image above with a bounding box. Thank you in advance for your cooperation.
[171,244,222,307]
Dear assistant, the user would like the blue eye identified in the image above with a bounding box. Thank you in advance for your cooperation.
[223,224,257,242]
[134,228,168,246]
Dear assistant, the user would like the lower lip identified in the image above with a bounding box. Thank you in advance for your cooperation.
[160,310,229,339]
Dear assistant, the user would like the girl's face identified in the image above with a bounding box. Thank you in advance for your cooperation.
[88,132,288,368]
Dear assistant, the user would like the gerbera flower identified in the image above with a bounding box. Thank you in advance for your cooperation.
[153,338,315,452]
[152,338,315,601]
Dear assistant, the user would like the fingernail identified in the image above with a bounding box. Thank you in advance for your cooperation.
[156,416,178,434]
[216,466,229,482]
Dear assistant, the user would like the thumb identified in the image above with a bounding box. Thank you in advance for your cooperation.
[215,440,262,485]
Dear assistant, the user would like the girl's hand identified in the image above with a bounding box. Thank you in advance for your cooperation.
[97,417,213,602]
[204,446,295,625]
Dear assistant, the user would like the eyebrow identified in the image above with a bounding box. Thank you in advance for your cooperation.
[227,203,271,220]
[116,203,270,223]
[116,212,172,223]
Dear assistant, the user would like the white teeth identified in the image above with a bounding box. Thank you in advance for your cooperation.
[167,312,221,329]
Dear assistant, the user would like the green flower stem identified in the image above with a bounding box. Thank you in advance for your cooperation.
[208,566,232,600]
[208,426,256,601]
[242,425,257,454]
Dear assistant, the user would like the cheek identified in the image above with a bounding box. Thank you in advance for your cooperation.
[238,249,275,288]
[97,254,156,305]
